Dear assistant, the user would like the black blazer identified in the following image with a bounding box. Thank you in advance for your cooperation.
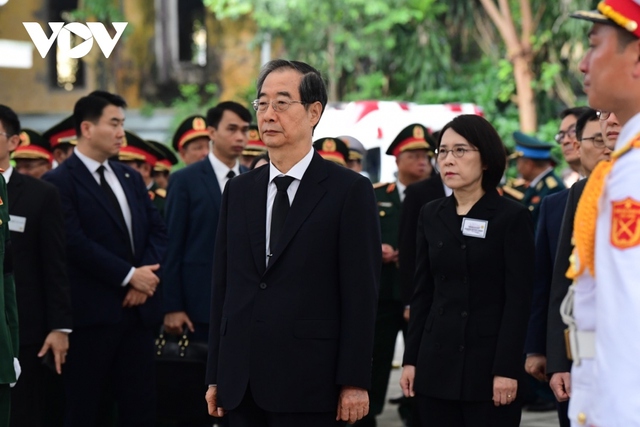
[403,190,534,401]
[398,174,446,305]
[546,178,587,374]
[524,189,569,355]
[7,172,72,346]
[206,152,381,413]
[43,154,167,327]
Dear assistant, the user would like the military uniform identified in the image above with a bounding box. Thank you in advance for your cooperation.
[313,137,350,166]
[0,173,18,423]
[146,139,178,191]
[42,116,77,166]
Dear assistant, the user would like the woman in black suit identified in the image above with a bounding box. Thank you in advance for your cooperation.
[400,115,534,426]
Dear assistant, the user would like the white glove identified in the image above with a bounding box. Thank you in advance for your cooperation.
[9,358,21,388]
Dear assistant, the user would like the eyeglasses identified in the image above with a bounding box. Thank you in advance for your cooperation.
[252,99,306,113]
[581,135,610,149]
[0,132,11,138]
[435,147,479,159]
[554,126,576,143]
[596,110,611,121]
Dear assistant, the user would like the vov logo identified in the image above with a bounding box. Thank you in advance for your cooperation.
[23,22,128,59]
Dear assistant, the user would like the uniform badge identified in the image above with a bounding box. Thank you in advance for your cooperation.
[386,183,396,194]
[531,195,541,204]
[193,117,207,131]
[413,125,424,140]
[545,176,558,190]
[322,139,336,152]
[611,198,640,249]
[0,196,3,205]
[249,129,260,141]
[19,131,31,146]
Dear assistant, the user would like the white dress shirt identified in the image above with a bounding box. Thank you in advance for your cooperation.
[208,152,241,194]
[74,148,135,286]
[265,147,314,264]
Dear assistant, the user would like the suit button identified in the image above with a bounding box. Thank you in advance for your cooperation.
[259,282,267,290]
[461,311,468,318]
[437,241,443,248]
[461,244,466,249]
[459,345,465,352]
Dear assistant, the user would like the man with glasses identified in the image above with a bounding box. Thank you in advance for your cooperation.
[205,59,381,427]
[555,107,591,177]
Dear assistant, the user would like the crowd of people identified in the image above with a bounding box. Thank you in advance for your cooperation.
[2,1,640,426]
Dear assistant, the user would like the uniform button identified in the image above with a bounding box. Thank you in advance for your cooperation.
[577,412,587,425]
[379,210,386,217]
[437,241,443,248]
[259,282,267,290]
[459,345,465,352]
[461,311,468,318]
[461,244,466,249]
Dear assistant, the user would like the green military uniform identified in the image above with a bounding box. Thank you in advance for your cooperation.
[501,177,527,203]
[148,181,166,218]
[313,137,350,166]
[0,173,18,423]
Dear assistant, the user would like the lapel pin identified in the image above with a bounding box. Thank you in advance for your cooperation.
[125,173,130,178]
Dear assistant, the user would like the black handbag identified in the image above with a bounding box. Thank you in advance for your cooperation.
[155,327,212,423]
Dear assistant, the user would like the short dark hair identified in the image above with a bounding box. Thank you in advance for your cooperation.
[250,152,270,170]
[0,104,20,136]
[206,101,252,128]
[73,90,127,136]
[616,26,639,51]
[575,108,598,140]
[559,106,591,120]
[437,114,506,192]
[256,59,327,132]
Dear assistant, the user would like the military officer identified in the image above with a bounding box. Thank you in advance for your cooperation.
[338,135,367,173]
[12,129,53,179]
[172,115,210,166]
[42,116,77,166]
[512,131,565,226]
[357,124,433,427]
[117,131,167,217]
[146,140,178,191]
[569,2,640,426]
[240,124,267,169]
[312,137,350,166]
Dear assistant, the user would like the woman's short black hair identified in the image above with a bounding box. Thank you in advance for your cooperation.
[437,114,506,191]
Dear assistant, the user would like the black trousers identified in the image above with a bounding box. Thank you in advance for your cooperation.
[415,394,522,427]
[63,309,156,427]
[227,384,344,427]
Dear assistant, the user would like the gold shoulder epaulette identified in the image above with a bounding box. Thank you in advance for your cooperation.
[545,176,558,190]
[502,185,525,201]
[155,188,167,198]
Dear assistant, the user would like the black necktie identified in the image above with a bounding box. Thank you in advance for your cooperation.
[270,176,295,252]
[97,165,126,227]
[227,170,236,179]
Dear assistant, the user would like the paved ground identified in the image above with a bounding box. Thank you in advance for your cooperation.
[376,335,559,427]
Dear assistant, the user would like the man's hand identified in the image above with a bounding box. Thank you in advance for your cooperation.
[123,288,148,307]
[549,372,571,402]
[381,244,399,264]
[403,307,410,322]
[525,354,547,382]
[37,331,69,374]
[336,386,369,424]
[164,311,195,334]
[400,365,416,398]
[206,386,225,417]
[129,264,160,296]
[493,376,517,406]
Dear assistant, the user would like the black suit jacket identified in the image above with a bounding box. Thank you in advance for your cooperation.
[43,154,167,328]
[546,179,587,374]
[403,190,534,401]
[206,153,381,413]
[398,174,446,305]
[524,189,569,355]
[7,172,72,346]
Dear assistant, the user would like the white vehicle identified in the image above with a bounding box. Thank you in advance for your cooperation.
[314,100,483,183]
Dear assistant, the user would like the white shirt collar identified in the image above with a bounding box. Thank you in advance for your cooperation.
[74,147,111,174]
[396,180,407,203]
[616,112,640,151]
[208,152,240,179]
[1,165,13,184]
[269,147,314,183]
[529,166,553,189]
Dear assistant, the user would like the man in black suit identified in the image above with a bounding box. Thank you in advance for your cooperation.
[0,105,72,427]
[546,110,617,409]
[43,91,167,427]
[205,59,381,426]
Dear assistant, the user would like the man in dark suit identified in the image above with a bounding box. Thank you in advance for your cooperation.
[546,110,617,412]
[43,91,167,427]
[0,106,72,427]
[205,59,381,426]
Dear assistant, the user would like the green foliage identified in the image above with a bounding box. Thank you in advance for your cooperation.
[170,83,220,129]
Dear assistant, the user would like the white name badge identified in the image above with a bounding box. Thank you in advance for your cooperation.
[461,217,488,239]
[9,215,27,233]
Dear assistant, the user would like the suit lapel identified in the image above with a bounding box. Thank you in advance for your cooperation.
[201,160,222,211]
[265,153,327,272]
[247,166,269,275]
[67,154,127,234]
[7,172,25,209]
[110,161,138,248]
[438,195,465,244]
